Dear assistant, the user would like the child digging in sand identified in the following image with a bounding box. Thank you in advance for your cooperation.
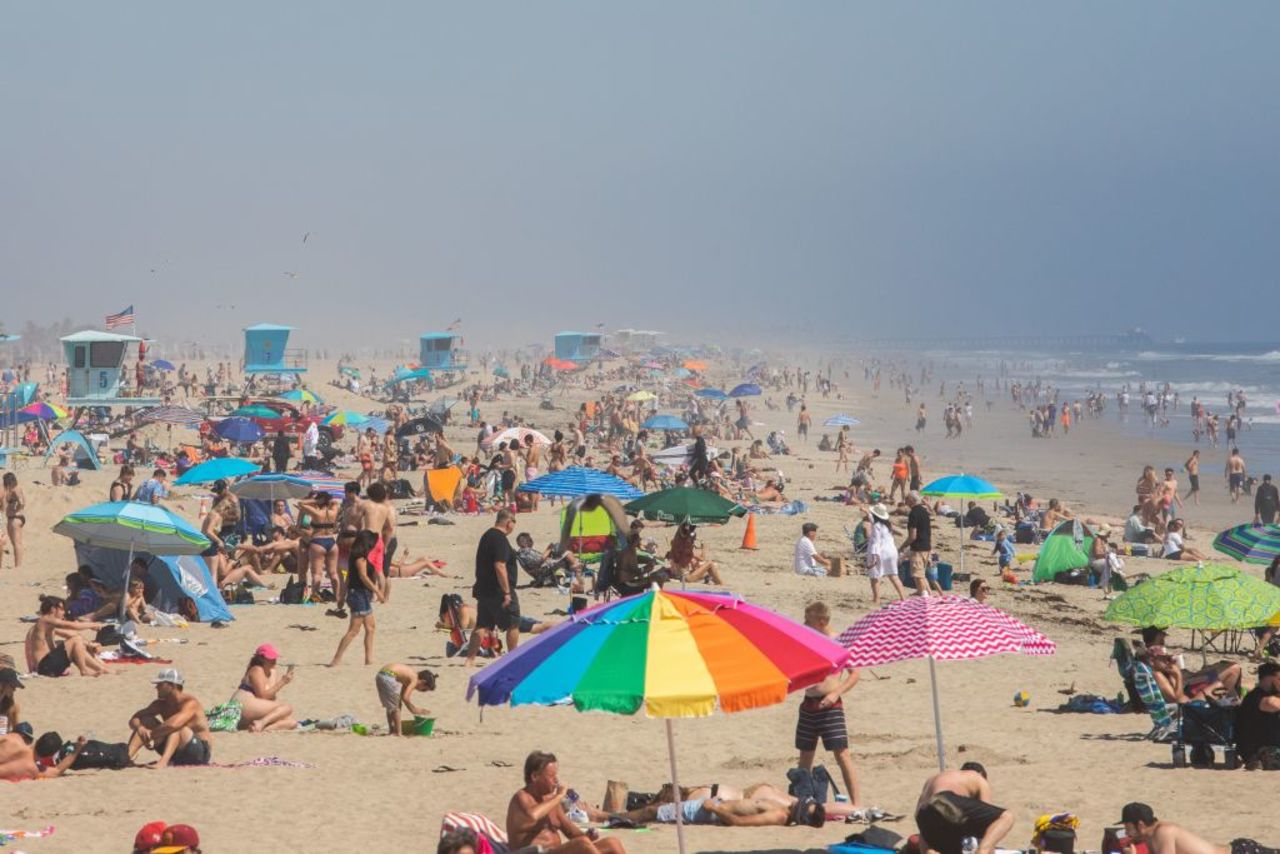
[375,664,436,736]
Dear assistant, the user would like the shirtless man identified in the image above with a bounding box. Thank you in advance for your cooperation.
[24,597,109,677]
[0,728,86,781]
[522,435,542,510]
[506,751,626,853]
[620,781,838,828]
[795,602,862,806]
[126,669,213,769]
[914,763,1013,854]
[355,482,397,601]
[1184,450,1201,505]
[1227,447,1247,504]
[1119,802,1276,854]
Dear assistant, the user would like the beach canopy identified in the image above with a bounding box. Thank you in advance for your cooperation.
[230,474,315,501]
[212,417,264,443]
[481,426,550,450]
[468,586,851,853]
[694,388,727,400]
[174,457,263,485]
[1212,524,1280,565]
[74,543,232,623]
[838,595,1055,770]
[53,500,210,555]
[519,466,645,500]
[395,415,444,438]
[728,383,761,397]
[339,366,361,378]
[151,359,176,371]
[1032,520,1095,583]
[625,487,746,525]
[45,429,101,471]
[824,414,862,427]
[641,414,688,431]
[140,406,205,427]
[1103,563,1280,630]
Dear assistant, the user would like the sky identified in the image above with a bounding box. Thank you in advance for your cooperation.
[3,3,1279,352]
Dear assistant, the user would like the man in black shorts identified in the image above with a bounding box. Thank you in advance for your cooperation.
[914,763,1012,854]
[466,509,521,667]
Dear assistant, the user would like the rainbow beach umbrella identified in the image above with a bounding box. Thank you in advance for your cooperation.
[469,586,851,852]
[18,402,68,422]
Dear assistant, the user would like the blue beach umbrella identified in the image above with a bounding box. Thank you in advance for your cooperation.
[518,466,646,500]
[920,474,1003,573]
[53,501,211,620]
[729,383,761,397]
[174,457,263,485]
[824,414,862,427]
[230,474,316,501]
[641,414,689,431]
[213,417,265,443]
[694,388,727,400]
[152,359,176,371]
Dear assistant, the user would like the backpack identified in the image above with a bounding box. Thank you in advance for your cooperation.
[70,740,131,770]
[279,578,305,605]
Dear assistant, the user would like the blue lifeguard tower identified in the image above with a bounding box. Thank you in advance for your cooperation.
[554,331,602,363]
[62,330,161,408]
[419,332,467,371]
[244,324,307,375]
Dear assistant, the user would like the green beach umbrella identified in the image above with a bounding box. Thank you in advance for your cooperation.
[1103,563,1280,630]
[624,486,747,525]
[229,404,280,419]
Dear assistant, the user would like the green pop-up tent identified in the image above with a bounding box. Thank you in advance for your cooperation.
[1032,519,1095,583]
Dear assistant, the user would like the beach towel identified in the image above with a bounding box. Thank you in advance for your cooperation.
[441,812,507,854]
[1059,694,1126,714]
[0,826,55,844]
[208,756,314,769]
[206,700,244,732]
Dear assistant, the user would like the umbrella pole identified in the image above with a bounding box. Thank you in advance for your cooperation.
[929,655,946,772]
[120,543,135,623]
[958,517,964,577]
[665,718,687,854]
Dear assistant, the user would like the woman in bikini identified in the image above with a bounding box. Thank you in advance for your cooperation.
[889,449,910,503]
[296,492,341,604]
[232,643,297,731]
[3,473,25,568]
[834,427,850,473]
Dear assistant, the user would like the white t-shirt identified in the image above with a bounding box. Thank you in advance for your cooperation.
[794,535,824,576]
[1163,530,1184,556]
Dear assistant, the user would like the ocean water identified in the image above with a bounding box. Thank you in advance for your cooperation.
[920,341,1280,476]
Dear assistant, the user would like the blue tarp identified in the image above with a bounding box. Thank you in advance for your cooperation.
[74,543,233,623]
[518,466,645,499]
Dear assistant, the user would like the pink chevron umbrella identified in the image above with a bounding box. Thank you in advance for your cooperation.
[836,595,1055,770]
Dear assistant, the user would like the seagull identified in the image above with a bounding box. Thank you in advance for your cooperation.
[283,271,299,279]
[302,232,312,243]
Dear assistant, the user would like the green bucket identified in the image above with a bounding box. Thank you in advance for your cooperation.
[402,716,435,736]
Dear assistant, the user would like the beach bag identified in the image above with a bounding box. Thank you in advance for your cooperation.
[71,740,131,770]
[96,625,124,646]
[602,780,630,813]
[280,578,305,605]
[786,765,837,804]
[206,699,244,732]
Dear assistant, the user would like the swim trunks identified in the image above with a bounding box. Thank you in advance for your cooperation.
[795,696,848,751]
[376,670,400,712]
[655,798,718,825]
[36,643,72,677]
[915,792,1008,854]
[166,736,211,766]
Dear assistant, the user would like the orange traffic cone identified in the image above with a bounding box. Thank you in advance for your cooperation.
[740,512,758,550]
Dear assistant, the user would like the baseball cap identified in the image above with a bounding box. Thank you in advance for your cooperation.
[157,823,200,851]
[0,667,24,689]
[134,821,167,851]
[254,643,280,661]
[13,722,34,744]
[151,668,185,687]
[1119,802,1156,825]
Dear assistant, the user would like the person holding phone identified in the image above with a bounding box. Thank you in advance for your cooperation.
[232,643,297,731]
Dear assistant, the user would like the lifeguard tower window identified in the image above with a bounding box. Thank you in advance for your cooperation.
[90,341,126,367]
[427,339,450,352]
[73,346,86,368]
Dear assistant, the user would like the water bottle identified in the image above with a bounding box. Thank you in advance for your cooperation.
[962,837,978,854]
[0,715,8,736]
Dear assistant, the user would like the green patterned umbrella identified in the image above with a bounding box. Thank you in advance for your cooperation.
[1104,563,1280,629]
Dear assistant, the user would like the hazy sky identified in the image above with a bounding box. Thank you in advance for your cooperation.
[3,3,1278,351]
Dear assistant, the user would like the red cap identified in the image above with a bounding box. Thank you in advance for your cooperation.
[163,824,201,848]
[134,821,167,851]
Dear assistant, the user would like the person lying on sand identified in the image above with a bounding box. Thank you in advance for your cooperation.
[618,782,848,828]
[126,669,212,769]
[436,598,556,638]
[1119,801,1277,854]
[375,663,436,736]
[24,596,109,677]
[507,751,627,853]
[386,548,452,578]
[0,725,86,781]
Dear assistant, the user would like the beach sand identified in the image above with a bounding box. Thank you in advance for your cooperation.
[2,359,1272,852]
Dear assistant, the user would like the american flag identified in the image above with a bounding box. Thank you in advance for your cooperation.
[105,305,135,330]
[446,317,462,331]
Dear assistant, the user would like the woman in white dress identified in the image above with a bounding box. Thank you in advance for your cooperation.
[865,503,908,605]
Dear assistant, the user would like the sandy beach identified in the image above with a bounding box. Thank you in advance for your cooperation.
[0,355,1273,853]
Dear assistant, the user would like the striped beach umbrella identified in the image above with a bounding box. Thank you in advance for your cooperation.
[1212,524,1280,565]
[469,587,852,853]
[837,595,1055,770]
[230,474,315,501]
[279,388,323,404]
[518,466,645,500]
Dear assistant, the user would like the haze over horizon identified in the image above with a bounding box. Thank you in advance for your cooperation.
[4,3,1278,351]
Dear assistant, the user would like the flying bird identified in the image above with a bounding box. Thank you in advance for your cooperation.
[302,232,312,243]
[283,271,299,279]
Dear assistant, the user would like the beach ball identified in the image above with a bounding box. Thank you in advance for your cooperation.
[1013,691,1031,708]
